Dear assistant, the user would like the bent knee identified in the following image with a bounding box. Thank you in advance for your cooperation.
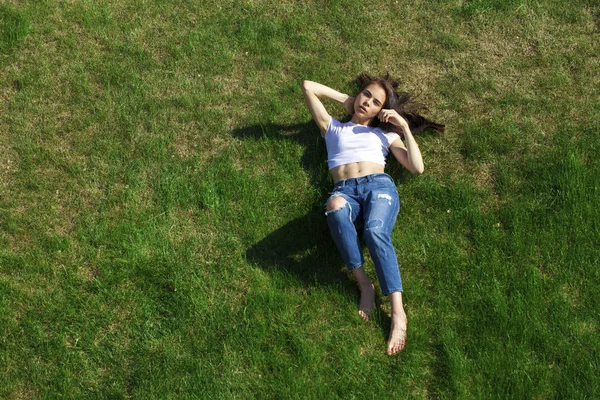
[326,196,348,212]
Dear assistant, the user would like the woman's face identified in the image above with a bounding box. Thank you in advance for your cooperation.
[354,83,386,120]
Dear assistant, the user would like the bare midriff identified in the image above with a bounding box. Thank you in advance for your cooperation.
[330,161,385,183]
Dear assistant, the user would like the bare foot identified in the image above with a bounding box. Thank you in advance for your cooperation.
[358,283,375,321]
[387,311,407,355]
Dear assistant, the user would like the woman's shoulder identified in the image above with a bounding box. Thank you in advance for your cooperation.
[326,116,347,133]
[330,116,345,126]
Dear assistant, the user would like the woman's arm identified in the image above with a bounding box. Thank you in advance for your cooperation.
[301,80,351,133]
[379,109,424,174]
[390,133,424,174]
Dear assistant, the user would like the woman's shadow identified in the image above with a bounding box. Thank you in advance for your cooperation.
[232,120,412,331]
[232,121,346,285]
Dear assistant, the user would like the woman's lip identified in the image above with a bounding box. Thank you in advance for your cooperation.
[360,106,367,113]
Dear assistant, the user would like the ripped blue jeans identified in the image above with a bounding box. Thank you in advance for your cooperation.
[325,173,402,295]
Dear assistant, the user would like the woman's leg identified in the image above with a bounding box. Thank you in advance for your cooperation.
[387,291,407,355]
[360,177,406,353]
[362,203,407,353]
[352,267,375,321]
[325,195,363,269]
[326,195,373,319]
[361,187,402,296]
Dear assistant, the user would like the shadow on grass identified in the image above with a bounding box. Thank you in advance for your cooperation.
[244,205,348,285]
[231,121,331,187]
[232,121,347,285]
[428,340,457,398]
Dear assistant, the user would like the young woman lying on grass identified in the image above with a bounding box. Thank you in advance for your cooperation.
[302,74,444,355]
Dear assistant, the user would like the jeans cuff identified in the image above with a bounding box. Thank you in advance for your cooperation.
[347,264,363,271]
[382,287,403,296]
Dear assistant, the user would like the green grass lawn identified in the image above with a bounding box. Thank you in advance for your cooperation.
[1,0,599,398]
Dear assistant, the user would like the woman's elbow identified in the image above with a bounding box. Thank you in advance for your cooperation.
[412,165,424,174]
[301,80,311,93]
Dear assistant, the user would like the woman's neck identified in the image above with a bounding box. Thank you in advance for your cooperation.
[350,115,373,126]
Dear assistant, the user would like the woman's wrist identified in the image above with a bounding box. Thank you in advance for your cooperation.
[399,122,412,134]
[403,128,419,149]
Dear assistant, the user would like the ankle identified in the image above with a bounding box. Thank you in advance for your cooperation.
[391,305,406,317]
[392,307,406,315]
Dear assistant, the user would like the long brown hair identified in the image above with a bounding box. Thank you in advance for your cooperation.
[356,73,445,136]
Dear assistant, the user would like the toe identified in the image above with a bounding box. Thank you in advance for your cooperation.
[387,329,407,355]
[358,309,371,321]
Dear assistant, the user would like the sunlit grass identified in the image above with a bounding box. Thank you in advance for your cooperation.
[1,0,599,398]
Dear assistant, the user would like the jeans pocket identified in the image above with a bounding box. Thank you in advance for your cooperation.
[373,174,392,183]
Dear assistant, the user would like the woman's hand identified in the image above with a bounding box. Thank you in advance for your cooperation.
[344,96,356,115]
[378,109,409,130]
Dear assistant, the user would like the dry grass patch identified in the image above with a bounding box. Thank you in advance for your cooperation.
[577,320,596,336]
[420,134,467,181]
[469,161,498,196]
[169,121,201,161]
[0,143,18,187]
[165,208,211,245]
[1,271,58,301]
[0,73,18,114]
[6,386,38,400]
[170,120,232,163]
[94,301,135,344]
[77,261,100,283]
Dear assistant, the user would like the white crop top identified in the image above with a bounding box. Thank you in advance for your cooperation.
[322,117,400,170]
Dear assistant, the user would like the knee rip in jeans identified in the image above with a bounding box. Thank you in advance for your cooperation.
[325,196,351,217]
